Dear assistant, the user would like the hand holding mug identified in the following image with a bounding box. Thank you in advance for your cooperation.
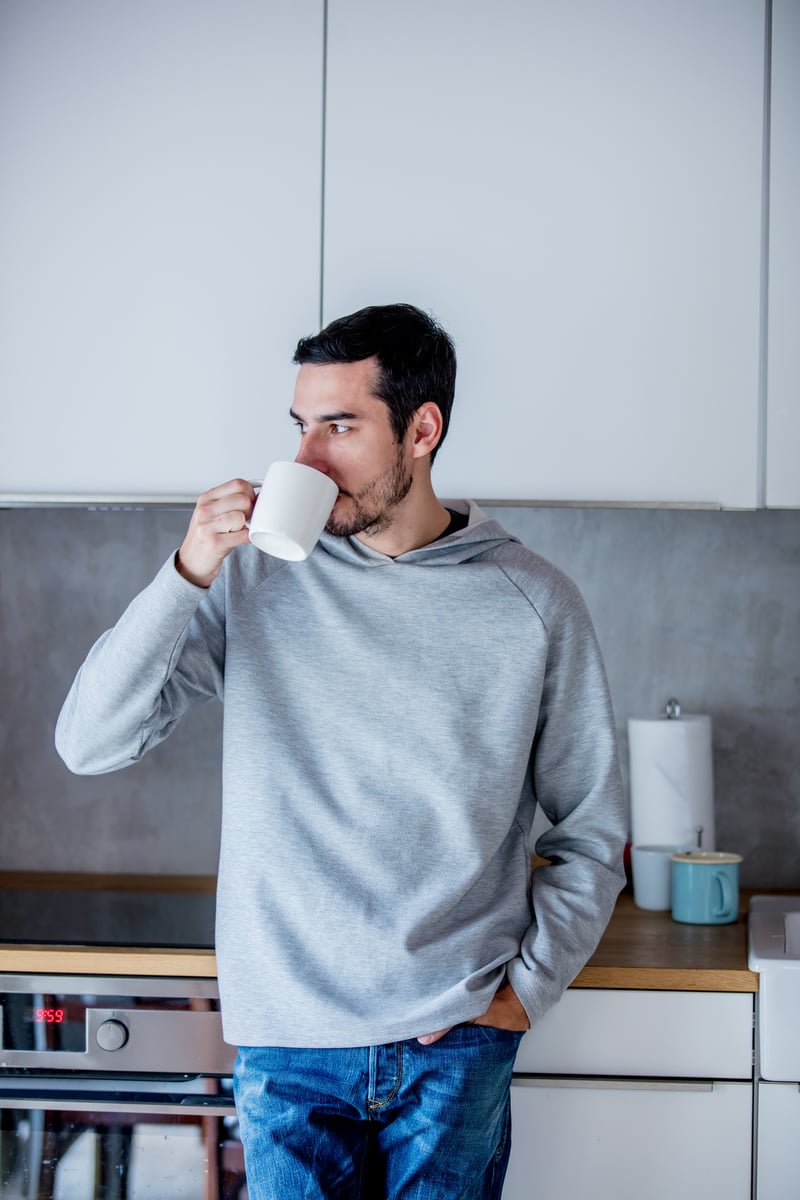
[177,478,257,588]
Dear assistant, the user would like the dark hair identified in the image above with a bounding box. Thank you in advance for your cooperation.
[293,303,456,462]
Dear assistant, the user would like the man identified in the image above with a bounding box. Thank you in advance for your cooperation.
[56,302,625,1199]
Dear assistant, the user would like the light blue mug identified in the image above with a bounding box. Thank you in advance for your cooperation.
[671,851,743,925]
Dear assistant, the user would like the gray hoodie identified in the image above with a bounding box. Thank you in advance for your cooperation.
[56,501,625,1048]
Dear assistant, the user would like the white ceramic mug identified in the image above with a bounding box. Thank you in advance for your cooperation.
[631,843,692,911]
[248,461,338,561]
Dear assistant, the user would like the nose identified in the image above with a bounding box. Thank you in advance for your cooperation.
[294,431,331,476]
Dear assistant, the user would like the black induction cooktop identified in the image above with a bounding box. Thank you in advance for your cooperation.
[0,886,216,949]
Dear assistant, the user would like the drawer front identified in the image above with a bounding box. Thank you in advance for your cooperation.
[756,1082,800,1200]
[503,1079,752,1200]
[513,990,753,1079]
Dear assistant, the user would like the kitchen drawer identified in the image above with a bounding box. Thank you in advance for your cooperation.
[503,1079,752,1200]
[756,1082,800,1200]
[513,989,753,1079]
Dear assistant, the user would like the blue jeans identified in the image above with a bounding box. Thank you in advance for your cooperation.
[233,1025,523,1199]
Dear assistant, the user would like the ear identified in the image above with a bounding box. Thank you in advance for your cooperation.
[410,402,444,460]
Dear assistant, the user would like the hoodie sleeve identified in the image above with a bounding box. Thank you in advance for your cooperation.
[506,579,627,1025]
[55,554,225,775]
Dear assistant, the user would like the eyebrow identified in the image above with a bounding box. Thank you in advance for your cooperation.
[289,408,360,424]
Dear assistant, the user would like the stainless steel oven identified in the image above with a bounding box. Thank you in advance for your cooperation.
[0,973,246,1200]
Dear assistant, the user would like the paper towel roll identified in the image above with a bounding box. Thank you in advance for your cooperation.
[628,713,715,850]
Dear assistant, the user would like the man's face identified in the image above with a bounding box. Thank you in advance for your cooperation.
[290,357,414,540]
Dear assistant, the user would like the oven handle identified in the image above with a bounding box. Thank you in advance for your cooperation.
[0,1094,237,1117]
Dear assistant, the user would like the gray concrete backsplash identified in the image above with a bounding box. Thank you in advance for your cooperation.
[1,506,798,889]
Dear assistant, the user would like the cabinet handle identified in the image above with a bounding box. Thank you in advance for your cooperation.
[511,1076,714,1093]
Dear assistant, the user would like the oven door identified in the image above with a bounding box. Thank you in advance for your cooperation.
[0,1074,247,1200]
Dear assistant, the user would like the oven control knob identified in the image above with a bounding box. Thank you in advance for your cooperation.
[96,1019,129,1052]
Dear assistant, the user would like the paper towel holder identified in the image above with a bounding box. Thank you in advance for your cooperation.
[665,698,682,719]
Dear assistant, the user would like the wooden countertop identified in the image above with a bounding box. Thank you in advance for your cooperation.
[0,943,219,977]
[570,892,757,992]
[0,873,759,990]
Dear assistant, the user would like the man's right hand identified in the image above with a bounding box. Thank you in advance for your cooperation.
[176,478,257,589]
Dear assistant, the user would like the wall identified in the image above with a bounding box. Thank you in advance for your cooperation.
[1,505,797,889]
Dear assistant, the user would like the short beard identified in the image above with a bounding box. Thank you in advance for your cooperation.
[326,446,413,539]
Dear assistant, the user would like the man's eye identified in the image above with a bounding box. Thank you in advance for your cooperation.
[331,424,349,435]
[293,420,307,435]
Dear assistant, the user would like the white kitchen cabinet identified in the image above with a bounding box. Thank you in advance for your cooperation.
[504,1079,752,1200]
[756,1082,800,1200]
[513,989,754,1078]
[503,990,754,1200]
[0,0,323,500]
[324,0,765,506]
[2,2,781,507]
[766,0,800,508]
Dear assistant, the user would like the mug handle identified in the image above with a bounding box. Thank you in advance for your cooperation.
[713,870,733,919]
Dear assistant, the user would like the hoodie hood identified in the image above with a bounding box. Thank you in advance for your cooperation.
[316,499,520,568]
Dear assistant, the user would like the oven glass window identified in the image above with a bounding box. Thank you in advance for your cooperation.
[0,1103,247,1199]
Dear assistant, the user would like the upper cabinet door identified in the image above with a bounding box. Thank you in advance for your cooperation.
[323,0,766,505]
[0,1,323,500]
[767,0,800,508]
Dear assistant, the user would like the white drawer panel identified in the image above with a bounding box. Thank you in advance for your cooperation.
[513,989,753,1079]
[504,1080,752,1200]
[756,1082,800,1200]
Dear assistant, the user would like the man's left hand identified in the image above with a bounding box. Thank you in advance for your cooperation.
[417,984,530,1046]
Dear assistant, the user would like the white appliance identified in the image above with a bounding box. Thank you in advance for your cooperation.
[748,894,800,1199]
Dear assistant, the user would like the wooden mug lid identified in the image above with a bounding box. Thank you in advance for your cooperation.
[670,851,743,864]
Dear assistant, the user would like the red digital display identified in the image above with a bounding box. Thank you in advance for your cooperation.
[1,995,87,1052]
[35,1008,65,1024]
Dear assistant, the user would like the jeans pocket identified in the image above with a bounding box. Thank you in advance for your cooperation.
[472,1024,526,1046]
[445,1023,525,1053]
